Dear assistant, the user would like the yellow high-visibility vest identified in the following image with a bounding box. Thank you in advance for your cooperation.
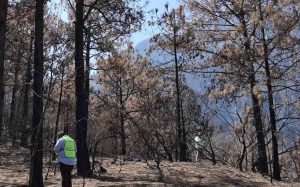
[63,135,76,158]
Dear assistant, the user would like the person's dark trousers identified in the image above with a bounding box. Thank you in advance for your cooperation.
[59,162,74,187]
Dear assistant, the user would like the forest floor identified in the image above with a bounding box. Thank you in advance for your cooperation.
[0,145,299,187]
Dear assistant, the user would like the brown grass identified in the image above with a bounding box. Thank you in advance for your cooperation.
[0,145,298,187]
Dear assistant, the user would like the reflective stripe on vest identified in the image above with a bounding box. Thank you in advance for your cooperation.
[63,135,76,158]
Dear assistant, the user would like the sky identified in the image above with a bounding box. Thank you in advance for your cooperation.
[131,0,180,46]
[50,0,180,46]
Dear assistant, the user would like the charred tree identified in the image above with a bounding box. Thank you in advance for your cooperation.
[240,12,269,174]
[20,34,33,146]
[173,24,187,161]
[119,82,126,156]
[258,0,281,180]
[9,55,20,145]
[0,0,8,143]
[85,28,90,113]
[29,0,44,186]
[52,61,65,161]
[75,0,91,177]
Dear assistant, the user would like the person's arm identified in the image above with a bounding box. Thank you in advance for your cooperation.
[54,138,63,153]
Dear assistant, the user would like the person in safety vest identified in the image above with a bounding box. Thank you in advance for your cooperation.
[54,131,77,187]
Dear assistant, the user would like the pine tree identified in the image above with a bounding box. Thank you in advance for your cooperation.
[29,0,44,186]
[0,0,8,143]
[75,0,91,177]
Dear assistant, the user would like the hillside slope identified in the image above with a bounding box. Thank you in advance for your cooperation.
[0,146,298,186]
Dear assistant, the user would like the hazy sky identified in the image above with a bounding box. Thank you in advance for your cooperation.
[50,0,180,46]
[132,0,180,46]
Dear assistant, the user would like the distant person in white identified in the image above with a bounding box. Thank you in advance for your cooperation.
[194,135,204,162]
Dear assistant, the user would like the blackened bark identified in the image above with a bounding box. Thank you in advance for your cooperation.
[0,0,8,143]
[20,34,33,146]
[249,73,269,174]
[75,0,91,177]
[83,28,90,160]
[84,29,91,153]
[258,1,281,180]
[264,41,281,180]
[85,29,90,104]
[238,126,247,171]
[52,63,65,161]
[9,57,20,145]
[29,0,44,186]
[240,12,268,174]
[119,78,126,155]
[173,21,187,161]
[208,136,216,165]
[180,100,187,162]
[239,139,247,171]
[174,29,180,162]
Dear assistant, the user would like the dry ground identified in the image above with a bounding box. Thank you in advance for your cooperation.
[0,145,299,187]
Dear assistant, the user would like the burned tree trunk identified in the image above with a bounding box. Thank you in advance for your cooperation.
[75,0,91,177]
[0,0,8,143]
[173,27,187,161]
[119,78,126,156]
[29,0,44,186]
[85,28,90,113]
[52,62,65,160]
[20,34,33,146]
[258,0,281,180]
[9,57,20,145]
[240,13,268,174]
